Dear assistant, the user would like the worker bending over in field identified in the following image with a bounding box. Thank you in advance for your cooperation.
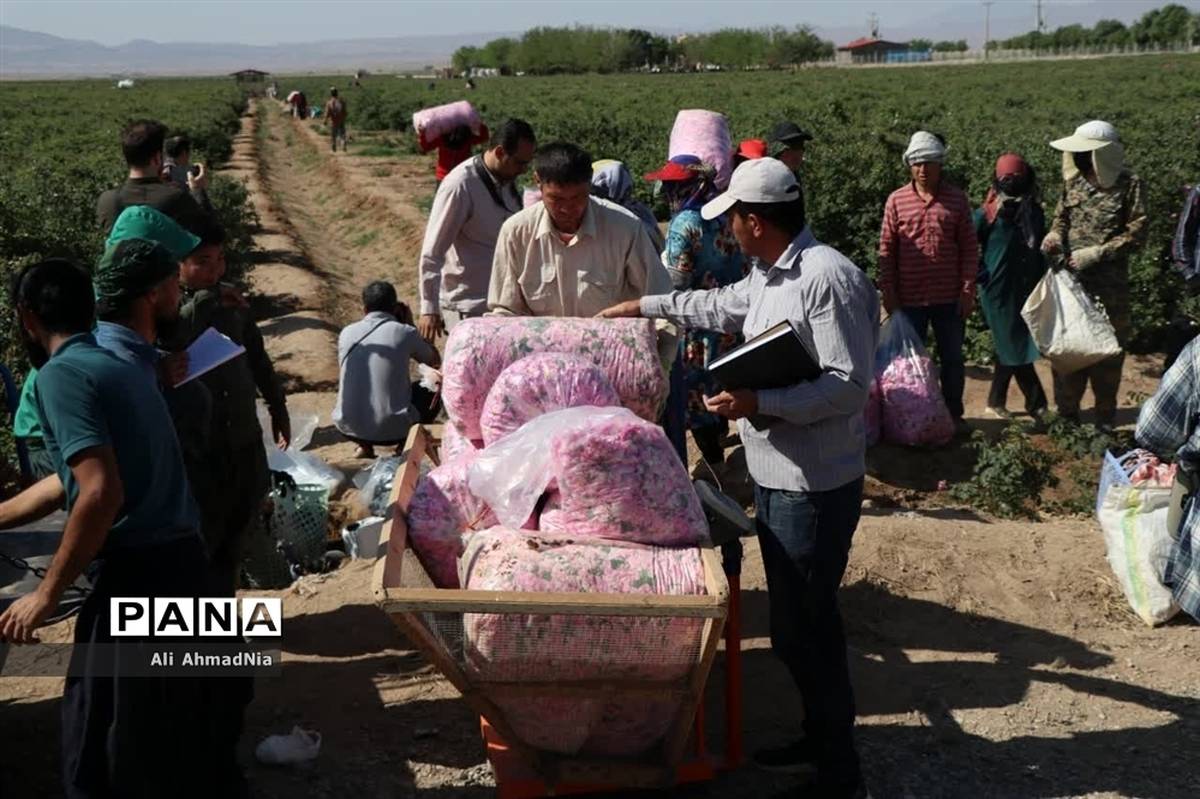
[334,280,441,458]
[1043,120,1147,429]
[600,159,877,799]
[96,119,209,234]
[417,118,536,342]
[489,142,670,317]
[878,131,978,436]
[0,259,223,798]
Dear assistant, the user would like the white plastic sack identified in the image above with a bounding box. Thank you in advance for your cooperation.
[1097,482,1180,626]
[352,456,404,516]
[256,404,343,493]
[1020,269,1122,374]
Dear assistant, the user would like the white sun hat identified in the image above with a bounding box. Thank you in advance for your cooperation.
[1050,120,1120,153]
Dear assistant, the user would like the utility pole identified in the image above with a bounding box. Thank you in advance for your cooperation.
[984,1,994,60]
[868,12,879,39]
[1036,0,1045,33]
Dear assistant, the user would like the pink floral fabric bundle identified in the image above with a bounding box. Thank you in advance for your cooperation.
[878,355,954,447]
[539,414,708,546]
[479,353,621,446]
[439,423,480,463]
[460,527,705,755]
[442,317,667,441]
[411,100,480,141]
[406,450,496,588]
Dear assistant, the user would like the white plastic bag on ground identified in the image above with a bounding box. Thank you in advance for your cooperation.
[256,404,343,493]
[1020,269,1122,374]
[1096,462,1180,627]
[352,456,403,516]
[255,726,321,765]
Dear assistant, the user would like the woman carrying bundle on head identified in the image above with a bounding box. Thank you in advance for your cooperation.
[419,122,491,182]
[644,154,746,467]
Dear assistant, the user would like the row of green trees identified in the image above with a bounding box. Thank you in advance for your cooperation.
[907,39,969,53]
[451,25,834,74]
[992,3,1199,50]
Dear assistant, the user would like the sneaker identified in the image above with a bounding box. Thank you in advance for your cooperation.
[984,406,1011,419]
[754,738,818,774]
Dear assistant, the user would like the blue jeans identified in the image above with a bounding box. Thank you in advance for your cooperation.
[901,303,965,418]
[755,478,864,791]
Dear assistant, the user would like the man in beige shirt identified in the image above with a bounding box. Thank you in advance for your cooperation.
[488,142,670,317]
[417,119,537,341]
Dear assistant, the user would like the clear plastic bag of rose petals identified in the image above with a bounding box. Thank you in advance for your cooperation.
[873,314,954,447]
[468,406,635,529]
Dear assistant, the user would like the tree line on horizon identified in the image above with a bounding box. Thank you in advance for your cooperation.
[450,3,1198,74]
[451,26,833,74]
[990,3,1198,51]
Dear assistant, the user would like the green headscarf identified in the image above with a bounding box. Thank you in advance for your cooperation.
[93,238,178,315]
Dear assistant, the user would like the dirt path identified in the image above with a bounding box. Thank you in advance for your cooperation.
[2,107,1196,799]
[244,112,1200,799]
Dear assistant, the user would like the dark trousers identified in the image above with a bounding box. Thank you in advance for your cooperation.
[195,440,269,596]
[755,478,864,792]
[692,421,728,466]
[662,352,688,465]
[901,304,965,419]
[23,438,58,481]
[1053,353,1125,427]
[989,360,1048,415]
[62,536,223,799]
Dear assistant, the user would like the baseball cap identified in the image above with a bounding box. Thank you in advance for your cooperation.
[768,121,813,146]
[701,158,800,220]
[644,154,704,183]
[735,138,768,160]
[106,205,200,261]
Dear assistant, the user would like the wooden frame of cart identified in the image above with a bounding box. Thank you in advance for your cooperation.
[371,424,730,791]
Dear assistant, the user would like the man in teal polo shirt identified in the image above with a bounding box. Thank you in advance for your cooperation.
[0,258,221,798]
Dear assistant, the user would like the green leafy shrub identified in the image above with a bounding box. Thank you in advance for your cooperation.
[952,423,1059,518]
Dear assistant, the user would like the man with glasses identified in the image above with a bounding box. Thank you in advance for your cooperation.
[416,118,536,342]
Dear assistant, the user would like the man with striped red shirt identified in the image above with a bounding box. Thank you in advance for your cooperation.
[878,131,978,431]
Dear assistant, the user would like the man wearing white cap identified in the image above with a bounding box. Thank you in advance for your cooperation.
[599,158,877,799]
[1043,120,1147,428]
[878,131,978,434]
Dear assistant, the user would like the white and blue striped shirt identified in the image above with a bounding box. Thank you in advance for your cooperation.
[642,228,880,492]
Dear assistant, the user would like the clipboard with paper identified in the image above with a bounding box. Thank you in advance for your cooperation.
[173,327,245,387]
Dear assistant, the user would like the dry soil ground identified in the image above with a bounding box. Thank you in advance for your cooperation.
[2,104,1197,799]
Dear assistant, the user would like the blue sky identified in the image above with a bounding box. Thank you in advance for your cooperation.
[0,0,1176,47]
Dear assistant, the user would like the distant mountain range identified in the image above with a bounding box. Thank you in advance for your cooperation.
[0,25,507,77]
